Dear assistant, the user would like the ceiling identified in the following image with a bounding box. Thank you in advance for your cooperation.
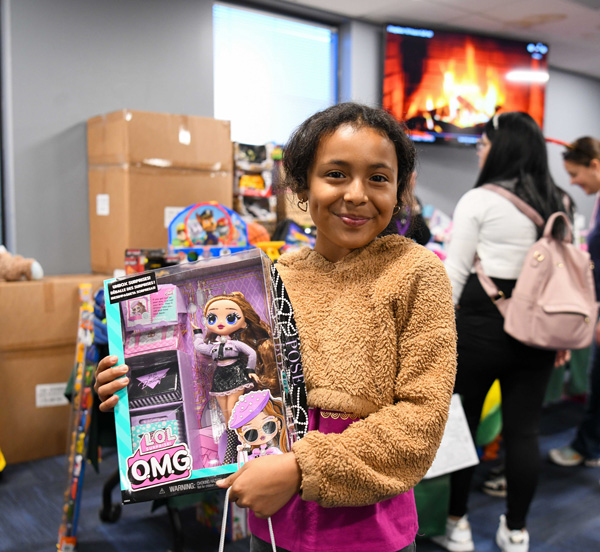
[284,0,600,80]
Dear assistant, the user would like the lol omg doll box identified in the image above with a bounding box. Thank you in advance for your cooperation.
[105,248,306,503]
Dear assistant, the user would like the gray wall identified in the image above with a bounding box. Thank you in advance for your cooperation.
[3,1,600,275]
[545,69,600,222]
[2,0,214,275]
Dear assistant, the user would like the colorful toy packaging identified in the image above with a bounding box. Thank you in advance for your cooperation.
[124,248,180,275]
[168,201,251,261]
[57,284,96,552]
[105,249,307,504]
[234,142,277,198]
[271,219,317,254]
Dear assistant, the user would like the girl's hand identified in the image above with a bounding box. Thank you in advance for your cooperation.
[216,452,301,518]
[94,355,129,412]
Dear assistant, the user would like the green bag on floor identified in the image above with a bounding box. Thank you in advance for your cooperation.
[414,474,450,538]
[544,345,591,405]
[568,346,591,396]
[544,365,566,404]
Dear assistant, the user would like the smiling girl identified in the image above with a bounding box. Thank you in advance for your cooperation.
[95,103,457,552]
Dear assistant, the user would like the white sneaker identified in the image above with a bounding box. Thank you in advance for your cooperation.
[495,514,529,552]
[430,515,475,552]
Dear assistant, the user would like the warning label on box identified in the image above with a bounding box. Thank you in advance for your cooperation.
[107,273,158,304]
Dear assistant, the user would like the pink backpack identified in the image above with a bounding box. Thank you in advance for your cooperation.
[475,184,598,350]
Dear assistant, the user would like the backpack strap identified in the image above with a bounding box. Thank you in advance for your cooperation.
[480,184,545,228]
[544,211,573,242]
[474,184,545,315]
[473,255,509,316]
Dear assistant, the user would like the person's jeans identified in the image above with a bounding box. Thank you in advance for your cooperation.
[250,534,416,552]
[572,340,600,459]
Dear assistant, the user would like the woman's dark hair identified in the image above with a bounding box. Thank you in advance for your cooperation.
[281,102,417,211]
[476,111,570,223]
[563,136,600,166]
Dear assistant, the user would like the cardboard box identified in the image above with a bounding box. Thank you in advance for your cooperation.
[89,166,234,274]
[0,274,109,352]
[0,275,109,464]
[0,275,108,463]
[0,344,74,464]
[87,110,233,172]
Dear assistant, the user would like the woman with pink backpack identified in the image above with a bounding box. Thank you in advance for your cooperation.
[434,112,572,552]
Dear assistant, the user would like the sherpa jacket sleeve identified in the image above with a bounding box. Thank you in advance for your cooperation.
[291,254,457,508]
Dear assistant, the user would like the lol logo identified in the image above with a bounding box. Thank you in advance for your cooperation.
[127,427,192,490]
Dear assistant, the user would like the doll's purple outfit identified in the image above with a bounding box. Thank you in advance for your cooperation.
[194,336,256,395]
[249,407,418,552]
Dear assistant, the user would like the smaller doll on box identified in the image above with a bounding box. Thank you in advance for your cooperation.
[229,390,289,464]
[129,300,148,320]
[194,292,277,463]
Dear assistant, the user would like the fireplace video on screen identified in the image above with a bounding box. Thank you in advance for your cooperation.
[383,25,549,145]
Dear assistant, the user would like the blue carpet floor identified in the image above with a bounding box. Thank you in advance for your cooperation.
[0,399,598,551]
[420,399,600,552]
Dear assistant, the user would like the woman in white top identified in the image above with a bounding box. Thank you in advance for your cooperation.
[434,112,570,552]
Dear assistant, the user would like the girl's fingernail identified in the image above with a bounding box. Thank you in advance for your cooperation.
[110,355,118,363]
[119,365,128,373]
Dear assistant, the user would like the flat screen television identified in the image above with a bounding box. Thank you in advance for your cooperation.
[382,24,549,145]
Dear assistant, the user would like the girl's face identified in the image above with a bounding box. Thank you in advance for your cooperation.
[305,124,398,263]
[205,299,245,336]
[238,410,280,446]
[564,159,600,195]
[476,133,491,169]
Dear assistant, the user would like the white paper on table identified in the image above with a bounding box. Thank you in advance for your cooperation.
[423,393,480,479]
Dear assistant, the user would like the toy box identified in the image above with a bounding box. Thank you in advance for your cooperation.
[168,201,251,261]
[234,142,276,199]
[124,248,180,275]
[105,249,306,504]
[271,219,317,253]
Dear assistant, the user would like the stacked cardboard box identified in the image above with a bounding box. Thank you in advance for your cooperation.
[88,110,234,274]
[0,274,109,464]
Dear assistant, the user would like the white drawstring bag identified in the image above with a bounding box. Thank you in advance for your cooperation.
[218,486,278,552]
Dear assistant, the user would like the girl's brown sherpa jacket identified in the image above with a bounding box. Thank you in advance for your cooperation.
[276,234,457,508]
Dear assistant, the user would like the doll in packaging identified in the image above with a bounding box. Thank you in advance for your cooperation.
[193,292,279,464]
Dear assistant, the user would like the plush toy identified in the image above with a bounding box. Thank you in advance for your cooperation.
[0,245,44,281]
